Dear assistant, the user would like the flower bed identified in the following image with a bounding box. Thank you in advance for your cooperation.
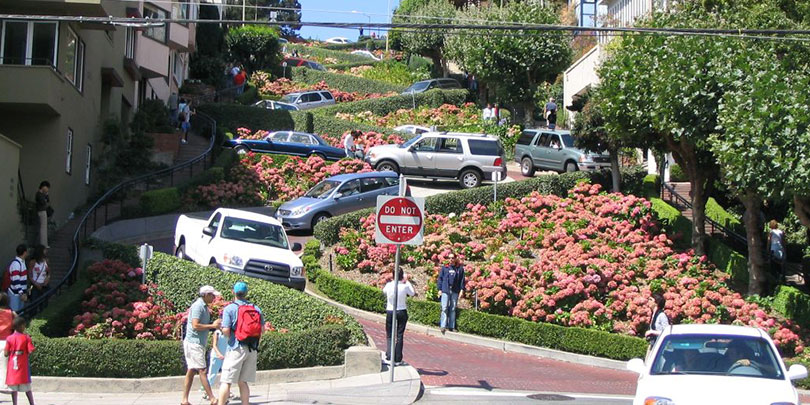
[330,182,806,355]
[335,103,481,128]
[183,151,372,209]
[251,74,396,102]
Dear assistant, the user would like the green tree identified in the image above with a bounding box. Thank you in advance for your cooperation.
[445,2,572,125]
[225,25,281,74]
[397,0,457,77]
[190,3,226,86]
[570,89,623,192]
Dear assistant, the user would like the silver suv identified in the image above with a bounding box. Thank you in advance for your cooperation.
[515,129,610,176]
[279,90,335,110]
[366,132,506,188]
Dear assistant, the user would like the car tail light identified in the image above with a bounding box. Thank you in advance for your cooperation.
[494,157,503,166]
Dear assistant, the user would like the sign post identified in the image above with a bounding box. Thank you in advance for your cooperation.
[491,171,502,202]
[376,176,424,383]
[138,243,153,284]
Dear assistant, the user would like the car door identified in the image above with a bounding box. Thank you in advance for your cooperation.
[304,92,323,109]
[401,136,438,176]
[359,177,389,209]
[193,213,221,265]
[266,131,291,154]
[544,133,567,171]
[332,179,363,216]
[532,133,551,169]
[433,137,463,177]
[320,91,335,106]
[286,132,314,156]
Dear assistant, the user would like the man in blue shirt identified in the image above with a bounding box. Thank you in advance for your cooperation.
[217,282,263,405]
[181,285,221,405]
[437,253,465,333]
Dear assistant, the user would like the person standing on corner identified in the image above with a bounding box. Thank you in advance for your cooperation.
[0,293,16,394]
[181,285,222,405]
[343,130,356,158]
[179,99,193,144]
[218,282,263,405]
[544,97,558,130]
[482,103,493,122]
[383,269,415,366]
[768,220,787,277]
[644,293,670,346]
[26,245,49,305]
[6,245,28,313]
[34,182,50,249]
[438,253,465,334]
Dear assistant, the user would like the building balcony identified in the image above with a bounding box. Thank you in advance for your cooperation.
[0,0,110,18]
[136,34,169,79]
[168,23,191,52]
[0,64,67,116]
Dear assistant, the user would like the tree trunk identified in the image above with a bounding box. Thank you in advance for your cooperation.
[609,147,622,193]
[523,102,535,127]
[742,192,768,295]
[666,137,711,257]
[794,195,810,229]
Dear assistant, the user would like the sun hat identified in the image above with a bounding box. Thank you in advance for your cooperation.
[199,285,220,296]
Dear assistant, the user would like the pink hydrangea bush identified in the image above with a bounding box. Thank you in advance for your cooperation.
[333,182,807,354]
[335,103,480,128]
[253,77,395,101]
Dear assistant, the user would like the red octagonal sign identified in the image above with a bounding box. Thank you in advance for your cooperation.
[375,196,425,245]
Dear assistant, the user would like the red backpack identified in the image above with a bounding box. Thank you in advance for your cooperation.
[235,303,262,351]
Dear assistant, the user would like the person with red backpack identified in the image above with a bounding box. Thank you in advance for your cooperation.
[217,282,262,405]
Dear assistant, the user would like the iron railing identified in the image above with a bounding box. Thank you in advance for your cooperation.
[20,112,218,316]
[661,182,748,249]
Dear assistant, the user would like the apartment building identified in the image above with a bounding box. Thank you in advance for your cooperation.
[0,0,196,249]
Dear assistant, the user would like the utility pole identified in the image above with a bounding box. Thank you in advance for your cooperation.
[242,0,246,23]
[385,0,391,55]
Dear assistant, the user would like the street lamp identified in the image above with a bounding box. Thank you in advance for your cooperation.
[351,10,372,37]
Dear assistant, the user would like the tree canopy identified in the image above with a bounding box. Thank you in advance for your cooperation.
[396,0,457,77]
[225,25,282,74]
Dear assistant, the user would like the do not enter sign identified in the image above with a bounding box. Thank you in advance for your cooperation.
[375,196,425,245]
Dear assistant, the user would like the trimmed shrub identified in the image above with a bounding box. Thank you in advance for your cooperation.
[773,286,810,327]
[706,197,743,235]
[642,174,660,199]
[326,61,379,71]
[197,103,298,133]
[83,240,141,268]
[669,164,687,182]
[315,89,468,116]
[320,39,386,51]
[304,253,647,360]
[139,187,181,216]
[650,198,692,245]
[287,43,371,64]
[291,67,405,94]
[147,252,365,345]
[707,237,748,286]
[237,84,259,105]
[308,113,388,138]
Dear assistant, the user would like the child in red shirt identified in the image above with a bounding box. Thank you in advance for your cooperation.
[5,316,34,405]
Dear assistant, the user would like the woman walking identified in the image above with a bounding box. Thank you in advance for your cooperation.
[383,269,415,366]
[27,245,50,305]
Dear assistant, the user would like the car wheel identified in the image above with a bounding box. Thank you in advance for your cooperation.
[521,157,536,177]
[175,244,186,260]
[309,152,327,160]
[311,213,331,229]
[235,145,249,155]
[459,169,482,189]
[376,161,400,174]
[565,161,578,173]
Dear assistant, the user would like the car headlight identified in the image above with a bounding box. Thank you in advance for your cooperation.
[644,397,675,405]
[223,254,243,267]
[579,155,594,163]
[291,266,303,277]
[292,206,312,216]
[770,403,796,405]
[368,152,376,159]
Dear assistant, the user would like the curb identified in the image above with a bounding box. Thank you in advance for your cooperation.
[305,286,629,372]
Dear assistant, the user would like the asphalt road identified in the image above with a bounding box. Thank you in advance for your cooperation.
[417,388,633,404]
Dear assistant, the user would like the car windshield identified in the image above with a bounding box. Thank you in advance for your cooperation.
[650,334,783,380]
[305,180,340,198]
[561,134,575,148]
[404,82,429,92]
[400,135,422,148]
[219,217,289,249]
[276,103,296,111]
[280,94,297,103]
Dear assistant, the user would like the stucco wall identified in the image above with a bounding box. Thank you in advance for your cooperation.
[0,134,24,254]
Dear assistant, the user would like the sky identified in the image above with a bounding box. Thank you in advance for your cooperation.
[298,0,401,41]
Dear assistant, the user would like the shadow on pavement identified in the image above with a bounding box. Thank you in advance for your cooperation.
[416,368,449,377]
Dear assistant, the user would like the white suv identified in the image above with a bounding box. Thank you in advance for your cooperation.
[279,90,336,110]
[365,132,506,188]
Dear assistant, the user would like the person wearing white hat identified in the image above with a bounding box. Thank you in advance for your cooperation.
[181,285,222,405]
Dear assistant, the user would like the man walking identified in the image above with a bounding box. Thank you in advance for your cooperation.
[544,97,558,130]
[181,285,221,405]
[437,253,465,334]
[35,181,50,248]
[218,282,263,405]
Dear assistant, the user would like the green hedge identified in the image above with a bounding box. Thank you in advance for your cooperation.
[237,84,259,105]
[291,67,405,94]
[325,61,380,71]
[320,39,386,51]
[706,197,743,235]
[649,197,693,246]
[304,252,647,360]
[139,187,181,216]
[314,167,647,246]
[642,174,660,199]
[147,252,365,344]
[707,234,748,286]
[287,43,371,64]
[198,103,299,133]
[773,285,810,326]
[315,89,468,116]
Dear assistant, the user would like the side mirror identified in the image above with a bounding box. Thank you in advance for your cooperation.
[291,242,303,252]
[203,226,215,237]
[787,364,808,380]
[334,192,343,199]
[295,99,302,104]
[408,145,417,152]
[626,358,645,374]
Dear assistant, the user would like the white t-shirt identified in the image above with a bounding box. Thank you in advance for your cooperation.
[770,229,785,259]
[343,133,354,149]
[230,66,240,76]
[383,281,415,311]
[31,261,47,285]
[482,107,492,120]
[653,311,670,332]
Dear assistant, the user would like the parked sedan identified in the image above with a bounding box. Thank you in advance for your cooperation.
[276,172,400,231]
[227,131,347,160]
[628,324,807,405]
[350,50,380,60]
[280,90,335,110]
[252,99,299,111]
[325,37,351,44]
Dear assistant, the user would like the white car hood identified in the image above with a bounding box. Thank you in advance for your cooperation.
[635,374,797,405]
[216,237,303,268]
[369,144,401,153]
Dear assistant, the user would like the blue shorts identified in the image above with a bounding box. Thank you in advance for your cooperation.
[181,122,190,132]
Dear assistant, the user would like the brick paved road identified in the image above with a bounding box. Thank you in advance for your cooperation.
[357,318,638,395]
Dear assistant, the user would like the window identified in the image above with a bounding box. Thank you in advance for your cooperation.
[207,213,222,232]
[437,138,462,154]
[84,144,92,185]
[270,132,289,142]
[545,135,561,148]
[289,133,311,144]
[65,128,73,174]
[413,137,437,152]
[143,5,167,43]
[64,28,85,90]
[383,177,400,187]
[468,140,503,156]
[517,131,536,146]
[337,179,361,197]
[124,27,135,59]
[361,177,386,193]
[173,52,184,85]
[1,21,57,66]
[172,0,190,20]
[321,91,333,100]
[303,93,320,103]
[536,133,550,147]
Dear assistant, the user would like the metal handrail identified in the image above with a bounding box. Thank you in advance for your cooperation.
[20,112,218,316]
[661,181,748,248]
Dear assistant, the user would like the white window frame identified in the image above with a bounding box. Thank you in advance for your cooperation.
[64,27,85,91]
[84,144,92,185]
[0,20,58,67]
[124,27,135,59]
[143,5,168,43]
[65,128,73,175]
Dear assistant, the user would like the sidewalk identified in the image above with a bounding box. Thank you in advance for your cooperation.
[25,367,421,405]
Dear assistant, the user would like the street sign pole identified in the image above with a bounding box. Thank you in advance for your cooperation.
[491,171,502,202]
[389,243,400,383]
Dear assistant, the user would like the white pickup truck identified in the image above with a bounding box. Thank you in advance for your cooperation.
[174,208,306,291]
